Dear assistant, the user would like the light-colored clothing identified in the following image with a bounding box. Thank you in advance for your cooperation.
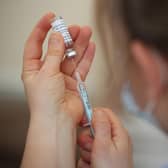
[120,111,168,168]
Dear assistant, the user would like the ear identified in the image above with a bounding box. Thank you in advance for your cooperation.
[131,41,164,101]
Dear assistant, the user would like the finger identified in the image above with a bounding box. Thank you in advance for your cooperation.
[74,26,92,63]
[68,25,80,41]
[78,158,90,168]
[78,129,93,152]
[79,115,89,127]
[96,108,129,148]
[64,74,77,92]
[23,12,55,71]
[102,108,128,141]
[73,42,96,81]
[79,148,91,163]
[61,26,92,75]
[92,109,112,142]
[42,32,65,76]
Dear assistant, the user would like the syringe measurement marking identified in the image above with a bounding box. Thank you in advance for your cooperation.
[78,83,93,121]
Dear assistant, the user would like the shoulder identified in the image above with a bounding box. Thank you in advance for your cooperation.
[119,111,168,168]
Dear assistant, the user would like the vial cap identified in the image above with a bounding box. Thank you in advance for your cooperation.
[65,49,77,58]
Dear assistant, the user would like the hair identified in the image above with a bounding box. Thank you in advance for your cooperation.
[97,0,168,56]
[95,0,168,112]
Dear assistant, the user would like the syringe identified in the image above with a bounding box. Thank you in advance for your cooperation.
[75,72,94,137]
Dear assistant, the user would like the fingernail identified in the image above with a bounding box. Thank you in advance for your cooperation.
[49,33,62,47]
[82,122,91,128]
[94,110,104,119]
[50,37,60,46]
[84,143,92,151]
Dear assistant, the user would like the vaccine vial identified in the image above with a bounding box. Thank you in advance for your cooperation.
[51,16,77,58]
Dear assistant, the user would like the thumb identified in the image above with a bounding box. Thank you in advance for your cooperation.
[93,109,112,142]
[42,32,65,76]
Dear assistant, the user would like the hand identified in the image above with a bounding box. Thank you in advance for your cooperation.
[77,108,133,168]
[22,12,95,123]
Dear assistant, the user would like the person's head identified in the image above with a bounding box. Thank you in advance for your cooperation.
[96,0,168,132]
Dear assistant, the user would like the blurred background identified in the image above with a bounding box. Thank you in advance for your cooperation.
[1,1,168,168]
[0,0,109,167]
